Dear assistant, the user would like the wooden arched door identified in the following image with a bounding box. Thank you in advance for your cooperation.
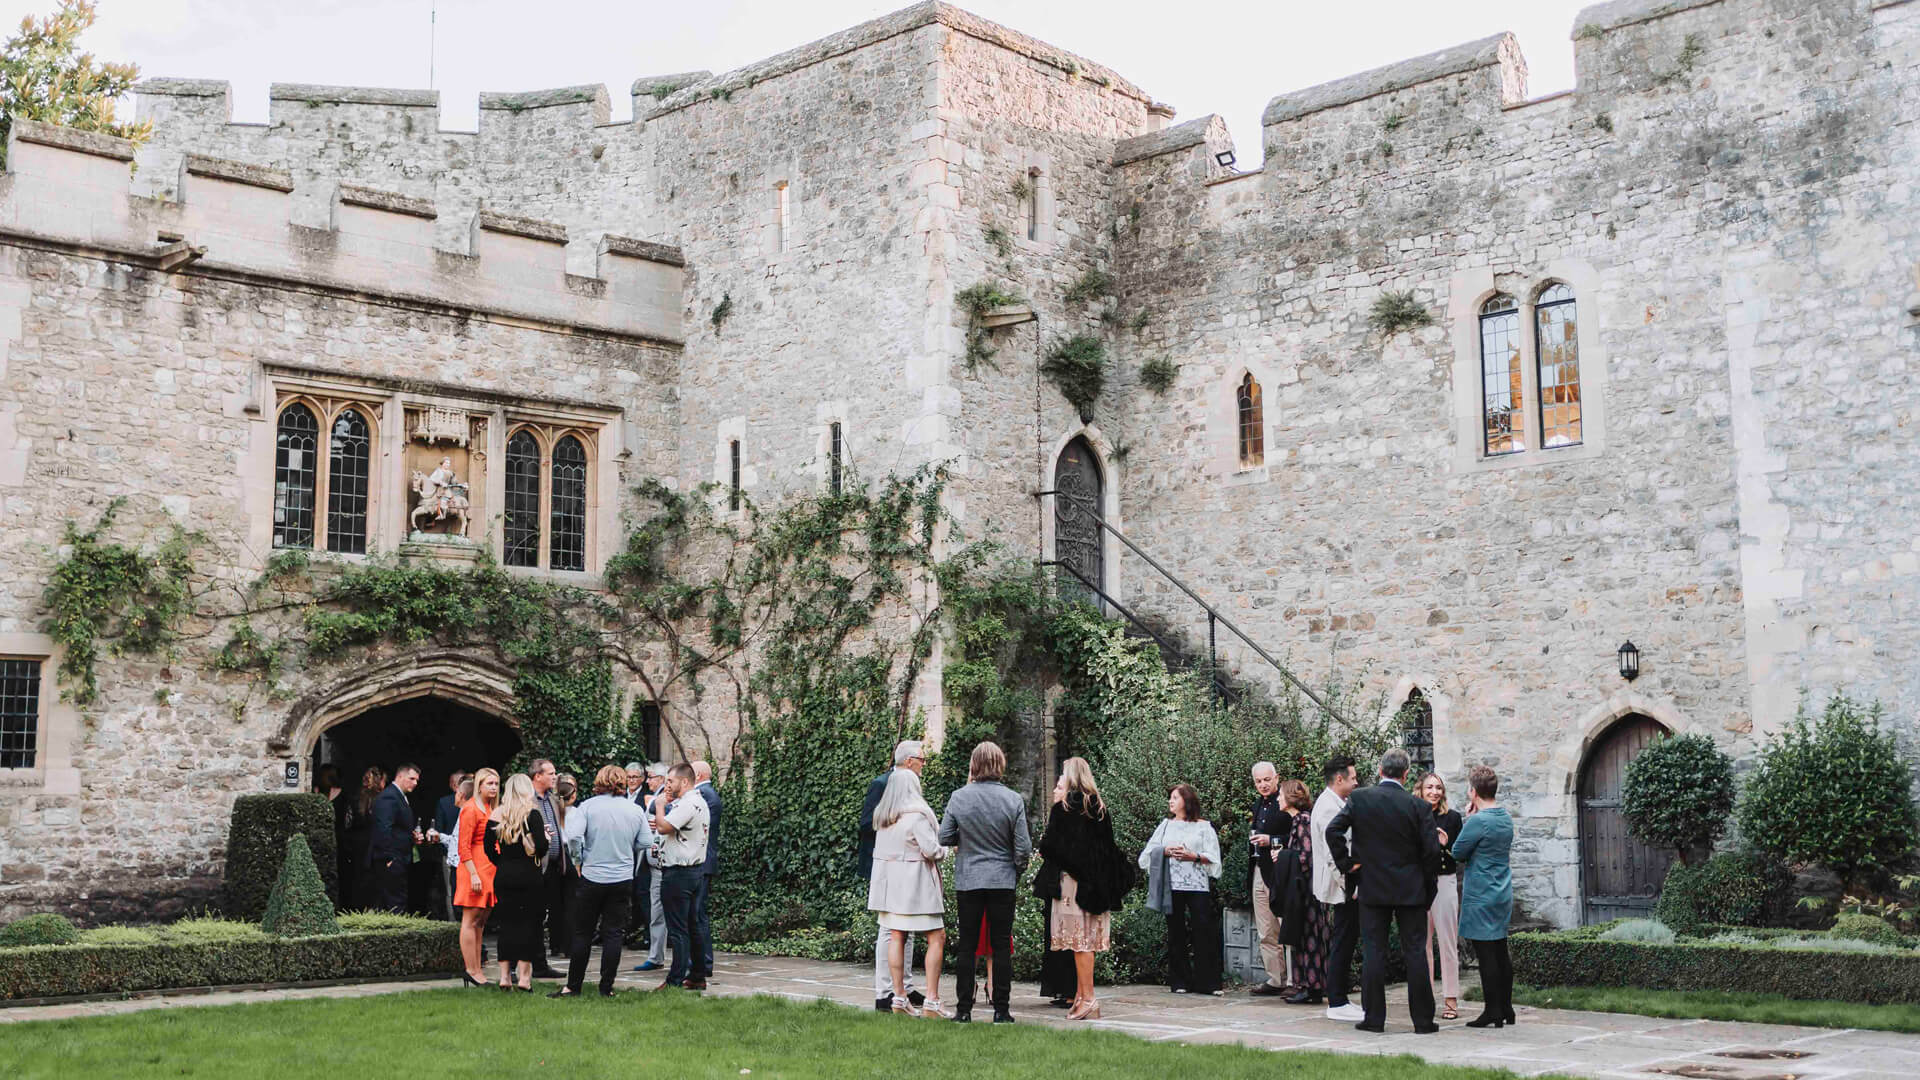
[1578,714,1673,924]
[1053,436,1105,602]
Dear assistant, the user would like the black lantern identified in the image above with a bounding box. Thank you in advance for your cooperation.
[1617,640,1640,682]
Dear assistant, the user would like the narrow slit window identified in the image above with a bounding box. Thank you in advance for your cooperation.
[549,435,588,572]
[325,407,370,555]
[1026,170,1041,241]
[1236,373,1264,467]
[774,182,789,252]
[1479,295,1524,456]
[0,658,40,769]
[1535,283,1582,448]
[729,439,742,512]
[504,429,541,567]
[638,700,662,763]
[828,422,843,494]
[273,402,318,549]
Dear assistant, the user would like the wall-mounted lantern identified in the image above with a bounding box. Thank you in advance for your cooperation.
[1617,640,1641,682]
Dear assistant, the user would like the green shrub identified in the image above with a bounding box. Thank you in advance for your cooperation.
[1368,290,1432,335]
[0,925,459,1000]
[1599,918,1675,944]
[1772,936,1898,954]
[163,916,267,943]
[1708,932,1761,945]
[1512,929,1920,1004]
[1832,913,1907,948]
[222,793,339,919]
[78,926,162,946]
[1737,692,1920,891]
[336,911,437,932]
[1040,335,1107,421]
[1622,733,1735,862]
[262,835,341,937]
[1138,356,1178,395]
[1654,852,1794,935]
[0,914,78,947]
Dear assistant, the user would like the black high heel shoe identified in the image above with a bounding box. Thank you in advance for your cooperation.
[1463,1013,1505,1028]
[460,972,485,987]
[1503,1009,1517,1025]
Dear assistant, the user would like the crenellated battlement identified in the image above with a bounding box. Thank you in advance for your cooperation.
[0,119,684,345]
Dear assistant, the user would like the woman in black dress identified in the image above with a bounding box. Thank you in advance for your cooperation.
[484,772,549,991]
[343,766,385,909]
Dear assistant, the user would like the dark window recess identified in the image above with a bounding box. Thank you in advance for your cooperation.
[273,403,318,549]
[550,435,588,573]
[0,658,41,769]
[638,701,663,763]
[1237,373,1264,467]
[325,408,370,554]
[504,430,542,567]
[1399,687,1435,774]
[828,422,843,494]
[728,440,742,512]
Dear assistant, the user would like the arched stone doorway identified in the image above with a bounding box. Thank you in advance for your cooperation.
[1578,713,1673,924]
[1052,435,1105,601]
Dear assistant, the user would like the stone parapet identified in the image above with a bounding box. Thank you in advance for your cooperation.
[1262,33,1524,127]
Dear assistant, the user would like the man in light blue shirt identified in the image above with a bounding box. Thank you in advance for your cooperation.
[551,764,652,998]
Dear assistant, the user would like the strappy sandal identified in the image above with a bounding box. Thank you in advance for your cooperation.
[1441,999,1460,1020]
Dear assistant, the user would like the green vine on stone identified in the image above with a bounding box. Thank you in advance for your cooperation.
[955,280,1024,374]
[1041,335,1107,420]
[710,293,734,332]
[1139,355,1178,395]
[1063,268,1115,308]
[1368,290,1433,336]
[40,498,203,705]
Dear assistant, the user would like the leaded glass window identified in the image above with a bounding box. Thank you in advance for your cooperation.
[325,408,370,554]
[1237,373,1264,467]
[729,440,742,512]
[0,658,39,769]
[550,435,587,572]
[504,430,541,567]
[1535,283,1582,448]
[1400,687,1434,775]
[1479,295,1523,456]
[274,403,318,549]
[829,422,843,495]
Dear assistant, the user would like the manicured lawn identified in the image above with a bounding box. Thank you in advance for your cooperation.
[4,987,1568,1080]
[1491,985,1920,1034]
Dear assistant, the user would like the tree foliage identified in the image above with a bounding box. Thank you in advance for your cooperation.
[0,1,150,154]
[1738,693,1920,891]
[1622,733,1736,863]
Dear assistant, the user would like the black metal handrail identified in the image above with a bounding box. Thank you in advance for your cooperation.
[1036,488,1354,729]
[1039,558,1233,701]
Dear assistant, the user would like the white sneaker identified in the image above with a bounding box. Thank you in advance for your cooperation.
[1326,1003,1366,1022]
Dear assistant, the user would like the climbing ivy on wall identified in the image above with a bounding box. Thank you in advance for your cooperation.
[41,498,203,705]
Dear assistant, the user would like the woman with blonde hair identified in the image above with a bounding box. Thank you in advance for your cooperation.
[484,772,549,991]
[1037,757,1129,1019]
[867,767,949,1017]
[455,767,500,987]
[1421,771,1464,1019]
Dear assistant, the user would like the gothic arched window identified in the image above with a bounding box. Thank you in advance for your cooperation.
[274,402,319,549]
[1236,373,1264,467]
[1400,687,1435,775]
[504,429,541,568]
[1479,294,1523,456]
[549,435,588,572]
[1535,283,1582,447]
[325,407,371,554]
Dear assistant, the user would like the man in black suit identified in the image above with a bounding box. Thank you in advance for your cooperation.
[1325,747,1441,1034]
[688,760,723,990]
[367,763,423,915]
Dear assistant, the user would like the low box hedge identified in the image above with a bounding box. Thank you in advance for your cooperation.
[1512,929,1920,1005]
[0,924,458,1001]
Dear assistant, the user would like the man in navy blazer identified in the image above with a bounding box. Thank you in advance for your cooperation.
[1325,748,1441,1034]
[689,760,722,989]
[367,763,423,914]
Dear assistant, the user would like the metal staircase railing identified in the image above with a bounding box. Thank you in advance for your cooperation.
[1035,488,1354,729]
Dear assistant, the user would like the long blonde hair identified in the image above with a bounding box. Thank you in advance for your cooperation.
[1420,772,1450,816]
[470,768,500,814]
[492,773,539,854]
[1060,757,1106,819]
[873,768,933,829]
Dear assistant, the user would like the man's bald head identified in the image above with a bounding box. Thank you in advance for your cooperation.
[692,760,712,783]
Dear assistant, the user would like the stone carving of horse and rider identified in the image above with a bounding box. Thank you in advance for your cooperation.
[410,456,471,537]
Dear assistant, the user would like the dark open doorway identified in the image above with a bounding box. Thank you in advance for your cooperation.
[314,696,521,914]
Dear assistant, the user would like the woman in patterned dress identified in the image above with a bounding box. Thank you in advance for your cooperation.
[1038,757,1129,1020]
[1282,779,1329,1000]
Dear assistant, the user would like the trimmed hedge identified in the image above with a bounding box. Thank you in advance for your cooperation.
[224,794,339,919]
[0,924,457,1001]
[1512,929,1920,1005]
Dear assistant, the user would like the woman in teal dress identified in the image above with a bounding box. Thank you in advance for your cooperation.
[1451,764,1514,1029]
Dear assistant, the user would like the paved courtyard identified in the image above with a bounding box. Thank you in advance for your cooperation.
[6,951,1918,1080]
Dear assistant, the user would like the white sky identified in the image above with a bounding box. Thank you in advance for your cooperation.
[9,0,1597,158]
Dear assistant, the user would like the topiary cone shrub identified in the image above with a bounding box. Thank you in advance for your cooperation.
[261,835,341,938]
[223,793,338,919]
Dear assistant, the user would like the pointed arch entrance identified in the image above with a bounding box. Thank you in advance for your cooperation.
[1052,435,1106,601]
[1578,713,1673,924]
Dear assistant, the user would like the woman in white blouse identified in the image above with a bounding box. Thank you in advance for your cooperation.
[1139,782,1224,995]
[867,768,950,1017]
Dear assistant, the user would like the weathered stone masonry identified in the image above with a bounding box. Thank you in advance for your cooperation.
[0,0,1916,926]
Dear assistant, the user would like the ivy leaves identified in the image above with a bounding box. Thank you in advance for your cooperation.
[41,498,202,705]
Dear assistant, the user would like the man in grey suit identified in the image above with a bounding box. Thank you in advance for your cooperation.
[937,741,1031,1025]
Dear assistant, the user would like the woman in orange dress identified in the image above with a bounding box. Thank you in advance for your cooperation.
[456,767,500,987]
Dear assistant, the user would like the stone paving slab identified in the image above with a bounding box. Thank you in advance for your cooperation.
[5,949,1920,1080]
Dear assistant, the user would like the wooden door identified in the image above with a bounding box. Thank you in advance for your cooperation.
[1579,714,1673,924]
[1053,436,1104,601]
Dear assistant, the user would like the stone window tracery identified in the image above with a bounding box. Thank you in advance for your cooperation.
[1237,373,1264,468]
[504,429,541,568]
[326,408,371,555]
[1534,283,1582,448]
[0,658,41,769]
[274,402,319,549]
[1479,294,1523,456]
[550,435,588,573]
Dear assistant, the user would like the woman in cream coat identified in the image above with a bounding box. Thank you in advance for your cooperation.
[868,768,950,1017]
